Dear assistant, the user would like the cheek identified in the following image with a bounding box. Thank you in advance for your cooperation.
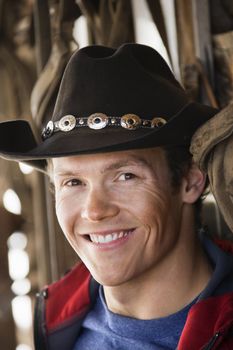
[130,184,172,223]
[131,185,181,250]
[55,193,78,239]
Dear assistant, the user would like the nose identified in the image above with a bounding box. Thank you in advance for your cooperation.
[81,187,119,222]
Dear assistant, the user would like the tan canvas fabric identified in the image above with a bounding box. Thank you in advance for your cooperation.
[190,103,233,232]
[213,31,233,107]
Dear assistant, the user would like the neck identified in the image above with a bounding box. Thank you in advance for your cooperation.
[103,206,212,320]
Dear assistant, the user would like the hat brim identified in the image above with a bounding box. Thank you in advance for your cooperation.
[0,102,218,172]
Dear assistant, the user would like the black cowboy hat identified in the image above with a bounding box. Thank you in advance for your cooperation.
[0,43,218,171]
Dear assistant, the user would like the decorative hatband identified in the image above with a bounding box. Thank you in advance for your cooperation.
[42,113,167,140]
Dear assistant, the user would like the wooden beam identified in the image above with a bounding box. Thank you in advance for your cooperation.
[191,0,214,85]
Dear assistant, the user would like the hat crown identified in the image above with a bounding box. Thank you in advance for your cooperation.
[52,43,188,123]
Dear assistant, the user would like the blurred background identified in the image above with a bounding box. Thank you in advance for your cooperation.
[0,0,232,349]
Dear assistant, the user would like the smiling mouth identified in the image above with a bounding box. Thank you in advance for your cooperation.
[86,229,135,244]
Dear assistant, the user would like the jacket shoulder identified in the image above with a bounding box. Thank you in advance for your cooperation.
[43,262,94,331]
[179,292,233,349]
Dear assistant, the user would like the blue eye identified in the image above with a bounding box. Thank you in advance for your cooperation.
[65,179,83,186]
[118,173,136,181]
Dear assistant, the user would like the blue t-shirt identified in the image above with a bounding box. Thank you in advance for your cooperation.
[73,236,233,350]
[73,287,197,350]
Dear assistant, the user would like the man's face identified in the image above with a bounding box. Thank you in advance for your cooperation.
[52,148,186,286]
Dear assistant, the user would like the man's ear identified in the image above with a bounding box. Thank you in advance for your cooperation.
[182,164,206,204]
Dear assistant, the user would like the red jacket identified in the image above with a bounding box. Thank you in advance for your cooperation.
[34,240,233,350]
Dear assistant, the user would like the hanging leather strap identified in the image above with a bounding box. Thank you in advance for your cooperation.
[0,0,33,120]
[31,0,80,127]
[146,0,171,59]
[196,59,219,108]
[33,0,52,74]
[175,0,199,100]
[78,0,134,46]
[212,31,233,108]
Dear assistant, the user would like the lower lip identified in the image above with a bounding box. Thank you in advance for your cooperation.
[88,230,135,251]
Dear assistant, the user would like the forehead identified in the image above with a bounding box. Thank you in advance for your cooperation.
[52,147,166,174]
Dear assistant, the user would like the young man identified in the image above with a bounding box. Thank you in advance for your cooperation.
[0,44,233,349]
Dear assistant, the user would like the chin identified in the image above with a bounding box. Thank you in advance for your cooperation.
[90,269,128,287]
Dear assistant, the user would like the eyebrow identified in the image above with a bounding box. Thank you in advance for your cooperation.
[53,156,152,176]
[101,157,151,173]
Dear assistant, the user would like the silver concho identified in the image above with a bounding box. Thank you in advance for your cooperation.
[87,113,108,130]
[58,115,76,132]
[151,117,167,128]
[43,120,54,138]
[120,114,141,130]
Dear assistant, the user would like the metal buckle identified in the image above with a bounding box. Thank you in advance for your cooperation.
[87,113,108,130]
[151,117,167,128]
[120,114,141,130]
[58,115,76,132]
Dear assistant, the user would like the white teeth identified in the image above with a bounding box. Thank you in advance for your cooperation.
[89,230,131,244]
[90,234,98,243]
[98,235,105,243]
[113,233,118,241]
[105,234,113,243]
[119,231,124,238]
